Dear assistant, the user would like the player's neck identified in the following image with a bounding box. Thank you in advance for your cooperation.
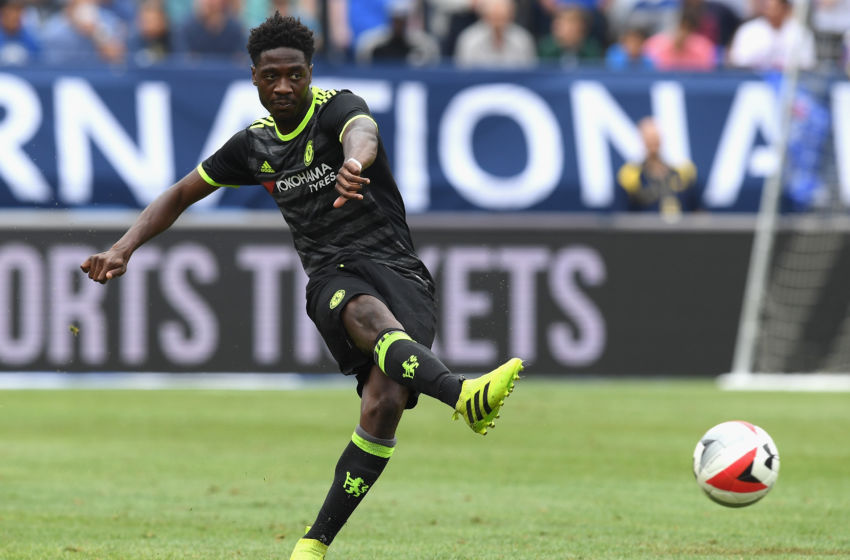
[274,89,314,136]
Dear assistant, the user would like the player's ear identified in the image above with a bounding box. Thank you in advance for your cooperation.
[250,66,257,85]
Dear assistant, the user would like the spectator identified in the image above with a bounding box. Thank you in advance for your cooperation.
[127,0,171,65]
[811,0,850,66]
[727,0,815,70]
[326,0,397,59]
[0,0,40,65]
[164,0,240,31]
[617,116,698,220]
[454,0,537,67]
[21,0,60,22]
[426,0,476,57]
[40,0,126,64]
[845,29,850,76]
[643,7,717,70]
[538,4,604,67]
[101,0,136,23]
[356,0,441,65]
[683,0,740,48]
[241,0,321,41]
[606,0,680,39]
[784,84,830,210]
[711,0,750,20]
[536,0,609,48]
[605,24,654,68]
[163,0,192,29]
[173,0,246,61]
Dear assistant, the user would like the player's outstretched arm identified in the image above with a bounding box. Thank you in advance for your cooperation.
[333,118,378,208]
[81,170,219,284]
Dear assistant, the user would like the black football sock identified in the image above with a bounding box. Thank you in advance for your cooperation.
[304,426,395,546]
[373,329,464,407]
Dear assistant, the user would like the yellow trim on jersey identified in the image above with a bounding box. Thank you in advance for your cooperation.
[313,87,337,105]
[195,163,239,188]
[339,114,378,143]
[250,116,275,129]
[275,98,315,141]
[274,86,332,142]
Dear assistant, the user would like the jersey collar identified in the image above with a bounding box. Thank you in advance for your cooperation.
[274,86,318,142]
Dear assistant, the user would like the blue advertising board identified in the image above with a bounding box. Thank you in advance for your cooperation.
[0,64,847,212]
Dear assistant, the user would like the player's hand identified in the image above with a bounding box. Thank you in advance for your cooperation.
[333,158,369,208]
[80,249,128,284]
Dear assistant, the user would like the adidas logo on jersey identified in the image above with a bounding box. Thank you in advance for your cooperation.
[260,161,275,174]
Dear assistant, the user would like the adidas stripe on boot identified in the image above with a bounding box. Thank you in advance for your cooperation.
[452,358,523,435]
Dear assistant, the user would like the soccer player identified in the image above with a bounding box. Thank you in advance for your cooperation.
[80,13,523,559]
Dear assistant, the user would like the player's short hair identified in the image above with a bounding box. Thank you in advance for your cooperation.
[247,12,315,64]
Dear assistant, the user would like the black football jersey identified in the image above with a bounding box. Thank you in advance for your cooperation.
[198,87,430,285]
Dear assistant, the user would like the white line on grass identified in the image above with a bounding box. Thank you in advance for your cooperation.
[0,372,352,391]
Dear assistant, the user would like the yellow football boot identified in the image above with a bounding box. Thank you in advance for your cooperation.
[289,537,328,559]
[453,358,523,435]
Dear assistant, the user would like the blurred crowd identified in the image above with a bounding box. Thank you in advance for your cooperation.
[0,0,847,71]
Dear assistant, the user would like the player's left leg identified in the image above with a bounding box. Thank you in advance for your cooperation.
[292,366,407,559]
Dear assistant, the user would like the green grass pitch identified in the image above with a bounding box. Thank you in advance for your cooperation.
[2,379,848,559]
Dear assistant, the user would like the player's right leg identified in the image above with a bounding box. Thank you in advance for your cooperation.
[292,366,407,559]
[344,294,524,436]
[371,326,524,434]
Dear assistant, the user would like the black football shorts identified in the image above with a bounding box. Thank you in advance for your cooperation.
[306,257,437,409]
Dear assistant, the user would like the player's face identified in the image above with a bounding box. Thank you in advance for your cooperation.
[252,47,313,130]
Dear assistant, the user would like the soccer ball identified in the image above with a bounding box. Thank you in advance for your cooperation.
[692,421,780,507]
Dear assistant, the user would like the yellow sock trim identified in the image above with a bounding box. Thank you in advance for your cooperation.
[373,330,412,373]
[351,431,395,459]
